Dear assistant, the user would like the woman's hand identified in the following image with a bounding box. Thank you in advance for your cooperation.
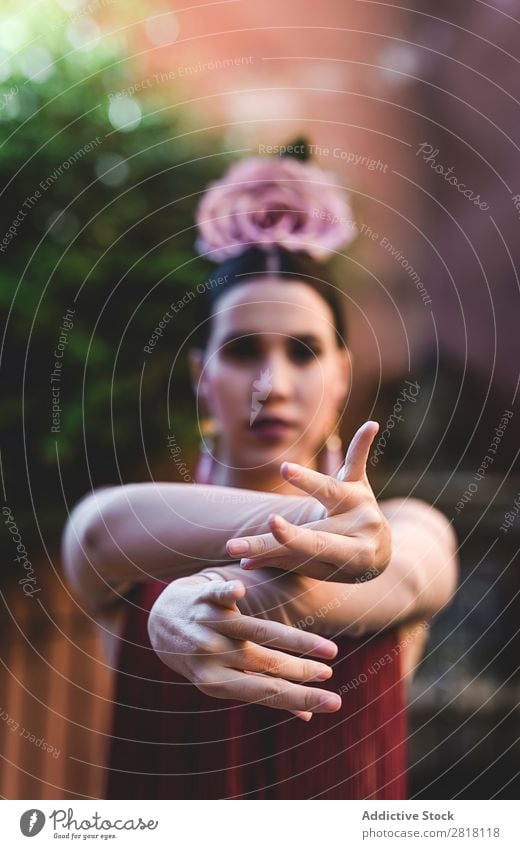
[225,421,392,582]
[147,574,342,720]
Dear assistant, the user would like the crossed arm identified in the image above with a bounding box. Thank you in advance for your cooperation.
[62,424,459,716]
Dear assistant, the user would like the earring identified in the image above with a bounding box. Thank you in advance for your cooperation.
[195,416,220,484]
[199,415,219,451]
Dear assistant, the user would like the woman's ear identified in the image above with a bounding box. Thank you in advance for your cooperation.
[188,347,209,403]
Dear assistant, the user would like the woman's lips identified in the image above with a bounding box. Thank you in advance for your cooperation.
[249,418,297,439]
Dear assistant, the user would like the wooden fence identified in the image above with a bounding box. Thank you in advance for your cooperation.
[0,560,113,799]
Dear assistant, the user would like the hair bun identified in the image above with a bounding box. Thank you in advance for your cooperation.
[194,154,357,263]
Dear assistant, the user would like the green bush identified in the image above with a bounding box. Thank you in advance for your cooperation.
[0,30,231,567]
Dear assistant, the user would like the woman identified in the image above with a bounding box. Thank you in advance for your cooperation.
[63,151,459,799]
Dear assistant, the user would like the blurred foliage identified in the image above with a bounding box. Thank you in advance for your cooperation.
[0,10,233,564]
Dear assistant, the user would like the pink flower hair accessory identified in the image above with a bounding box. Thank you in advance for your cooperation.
[194,155,357,263]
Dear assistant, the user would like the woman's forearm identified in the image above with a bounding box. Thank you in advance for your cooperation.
[62,477,458,639]
[62,482,325,614]
[199,498,459,638]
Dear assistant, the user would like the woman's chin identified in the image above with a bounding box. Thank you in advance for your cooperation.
[241,441,304,468]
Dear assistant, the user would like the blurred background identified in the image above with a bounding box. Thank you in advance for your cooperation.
[0,0,518,799]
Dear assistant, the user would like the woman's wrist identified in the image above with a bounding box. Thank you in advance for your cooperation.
[197,563,323,629]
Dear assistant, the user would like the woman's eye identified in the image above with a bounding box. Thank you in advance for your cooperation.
[289,341,322,362]
[220,339,260,361]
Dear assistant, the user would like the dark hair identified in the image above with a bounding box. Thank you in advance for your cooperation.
[195,244,348,349]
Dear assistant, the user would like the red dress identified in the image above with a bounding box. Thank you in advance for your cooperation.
[104,580,408,799]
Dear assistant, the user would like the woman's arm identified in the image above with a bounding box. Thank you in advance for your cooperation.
[91,495,457,686]
[61,422,388,617]
[144,498,457,713]
[61,481,326,617]
[63,421,458,636]
[197,497,459,638]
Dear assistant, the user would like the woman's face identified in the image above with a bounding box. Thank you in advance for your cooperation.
[190,277,350,474]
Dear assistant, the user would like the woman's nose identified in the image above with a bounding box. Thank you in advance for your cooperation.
[256,351,293,398]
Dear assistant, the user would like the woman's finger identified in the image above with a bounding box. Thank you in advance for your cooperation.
[277,421,379,511]
[226,528,281,559]
[279,462,358,514]
[226,508,366,562]
[242,671,313,721]
[216,611,338,658]
[290,710,313,721]
[229,643,334,684]
[337,420,379,483]
[198,667,342,714]
[239,515,376,581]
[197,579,247,607]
